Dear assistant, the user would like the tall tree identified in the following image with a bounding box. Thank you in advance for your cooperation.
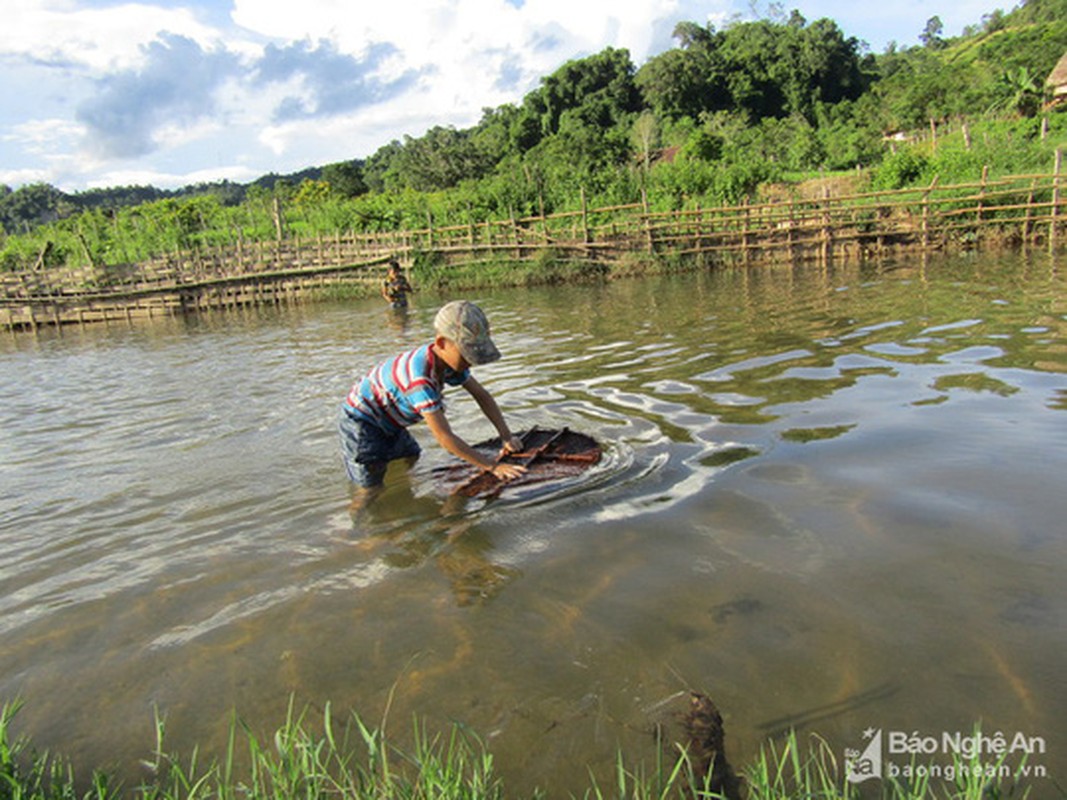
[636,22,729,120]
[389,126,493,192]
[321,161,367,198]
[0,183,68,234]
[920,16,946,49]
[632,110,661,170]
[526,47,640,137]
[361,140,405,193]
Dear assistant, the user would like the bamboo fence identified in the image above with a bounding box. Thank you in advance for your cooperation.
[3,163,1064,331]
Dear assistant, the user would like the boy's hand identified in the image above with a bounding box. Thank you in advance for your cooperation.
[487,435,526,482]
[492,461,527,481]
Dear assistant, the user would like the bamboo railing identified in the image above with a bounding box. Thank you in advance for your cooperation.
[2,163,1064,331]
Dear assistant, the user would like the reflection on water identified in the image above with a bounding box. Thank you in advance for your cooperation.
[0,253,1065,794]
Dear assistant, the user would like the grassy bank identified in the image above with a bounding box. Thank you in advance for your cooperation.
[1,700,1054,800]
[304,250,700,304]
[407,249,695,293]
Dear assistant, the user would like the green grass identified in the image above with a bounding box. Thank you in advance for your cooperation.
[0,700,1057,800]
[411,250,612,291]
[278,250,694,305]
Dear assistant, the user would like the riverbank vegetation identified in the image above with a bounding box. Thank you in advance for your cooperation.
[1,0,1066,273]
[1,701,1051,800]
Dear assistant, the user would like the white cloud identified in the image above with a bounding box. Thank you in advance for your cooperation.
[3,118,84,155]
[152,117,227,151]
[0,166,56,186]
[226,0,723,149]
[87,163,260,190]
[215,72,306,128]
[0,0,222,72]
[232,0,706,76]
[0,0,775,193]
[257,101,438,162]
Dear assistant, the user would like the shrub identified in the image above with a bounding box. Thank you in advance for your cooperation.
[871,149,932,190]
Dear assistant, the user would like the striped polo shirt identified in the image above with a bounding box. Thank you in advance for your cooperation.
[342,343,469,432]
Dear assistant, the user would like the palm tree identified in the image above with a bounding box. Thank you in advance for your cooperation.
[994,67,1043,117]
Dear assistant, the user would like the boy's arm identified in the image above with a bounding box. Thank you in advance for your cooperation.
[424,409,526,480]
[462,376,523,453]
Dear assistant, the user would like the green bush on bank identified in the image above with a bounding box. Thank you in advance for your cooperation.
[870,113,1067,190]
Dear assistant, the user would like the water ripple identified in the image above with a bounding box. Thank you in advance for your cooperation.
[0,258,1065,788]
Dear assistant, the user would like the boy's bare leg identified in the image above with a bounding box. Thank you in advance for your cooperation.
[347,459,388,518]
[341,484,390,553]
[347,484,382,517]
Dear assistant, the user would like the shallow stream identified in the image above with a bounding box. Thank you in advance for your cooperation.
[1,252,1064,793]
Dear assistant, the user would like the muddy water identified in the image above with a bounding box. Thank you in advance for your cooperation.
[1,253,1065,794]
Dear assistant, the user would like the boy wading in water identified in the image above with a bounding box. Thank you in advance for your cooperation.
[381,259,414,309]
[339,300,526,511]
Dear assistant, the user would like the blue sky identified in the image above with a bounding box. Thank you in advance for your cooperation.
[1,0,997,193]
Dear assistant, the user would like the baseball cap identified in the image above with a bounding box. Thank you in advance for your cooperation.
[433,300,501,365]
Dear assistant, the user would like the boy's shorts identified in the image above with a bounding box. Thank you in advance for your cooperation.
[339,409,422,487]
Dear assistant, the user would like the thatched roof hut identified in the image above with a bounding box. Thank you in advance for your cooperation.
[1047,51,1067,103]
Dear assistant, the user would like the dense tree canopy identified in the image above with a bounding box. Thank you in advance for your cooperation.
[386,126,494,192]
[525,47,641,138]
[636,16,870,124]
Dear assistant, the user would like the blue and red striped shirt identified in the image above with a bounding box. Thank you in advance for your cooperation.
[342,344,469,432]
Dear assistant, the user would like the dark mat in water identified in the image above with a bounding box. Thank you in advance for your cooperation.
[440,427,602,499]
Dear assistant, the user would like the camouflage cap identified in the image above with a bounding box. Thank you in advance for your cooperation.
[433,300,501,365]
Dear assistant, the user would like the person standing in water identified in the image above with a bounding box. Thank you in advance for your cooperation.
[381,259,414,309]
[339,300,525,509]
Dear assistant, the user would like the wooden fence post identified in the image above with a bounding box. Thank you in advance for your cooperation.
[32,241,53,272]
[641,188,653,253]
[787,197,795,262]
[742,198,750,262]
[75,231,96,270]
[580,187,590,248]
[922,176,940,250]
[978,165,988,225]
[1024,179,1037,245]
[693,202,703,256]
[821,185,832,264]
[1052,149,1063,254]
[509,205,521,260]
[538,190,549,245]
[272,197,284,242]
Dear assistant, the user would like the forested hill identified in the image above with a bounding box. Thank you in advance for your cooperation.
[1,0,1065,255]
